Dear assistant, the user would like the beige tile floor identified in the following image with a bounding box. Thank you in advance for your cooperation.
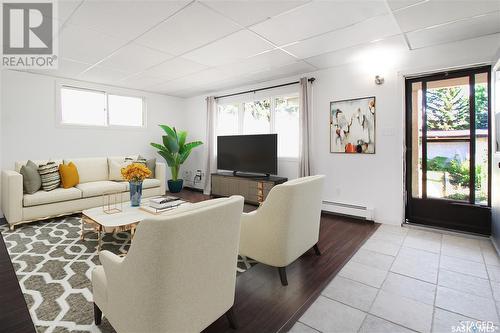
[289,225,500,333]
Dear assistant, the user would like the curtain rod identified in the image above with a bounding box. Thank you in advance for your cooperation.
[214,77,315,100]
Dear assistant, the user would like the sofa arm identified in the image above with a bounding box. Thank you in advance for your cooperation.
[99,250,124,272]
[155,162,167,194]
[1,170,23,225]
[239,210,262,256]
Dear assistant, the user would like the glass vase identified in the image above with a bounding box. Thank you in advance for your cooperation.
[129,181,143,207]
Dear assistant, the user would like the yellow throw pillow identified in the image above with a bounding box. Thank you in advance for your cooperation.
[59,162,80,189]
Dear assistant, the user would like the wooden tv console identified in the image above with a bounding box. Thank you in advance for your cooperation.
[211,172,288,205]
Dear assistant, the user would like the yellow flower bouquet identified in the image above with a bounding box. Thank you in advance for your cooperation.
[121,163,152,207]
[121,163,151,183]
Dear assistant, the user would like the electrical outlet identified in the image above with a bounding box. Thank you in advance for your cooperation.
[194,170,202,184]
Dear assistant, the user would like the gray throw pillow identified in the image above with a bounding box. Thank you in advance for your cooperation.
[20,160,42,194]
[138,155,156,179]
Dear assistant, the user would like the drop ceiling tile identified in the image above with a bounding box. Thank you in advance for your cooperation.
[219,49,298,77]
[305,35,408,69]
[78,66,132,84]
[394,0,500,32]
[167,88,203,98]
[118,73,167,90]
[150,78,202,95]
[66,0,189,41]
[142,57,209,81]
[284,14,401,59]
[201,0,310,27]
[135,2,241,56]
[256,61,316,78]
[59,24,129,64]
[407,11,500,49]
[249,0,388,45]
[28,58,92,78]
[386,0,426,11]
[177,68,232,86]
[182,30,274,67]
[98,43,173,73]
[44,0,83,23]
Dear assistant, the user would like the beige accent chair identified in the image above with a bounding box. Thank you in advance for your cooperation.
[239,175,325,286]
[92,196,244,333]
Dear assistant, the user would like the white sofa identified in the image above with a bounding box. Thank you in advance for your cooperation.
[1,157,166,229]
[239,175,325,285]
[92,196,244,333]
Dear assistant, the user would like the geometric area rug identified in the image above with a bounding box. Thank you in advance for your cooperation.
[0,215,256,333]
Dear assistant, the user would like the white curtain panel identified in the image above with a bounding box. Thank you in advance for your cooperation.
[299,77,313,177]
[204,96,217,195]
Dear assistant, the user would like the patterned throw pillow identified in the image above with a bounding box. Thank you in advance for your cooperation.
[38,162,61,191]
[137,155,156,178]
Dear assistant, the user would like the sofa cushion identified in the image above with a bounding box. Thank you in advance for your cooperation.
[123,178,161,190]
[107,156,139,164]
[65,158,108,183]
[23,187,82,207]
[76,181,127,198]
[108,159,132,181]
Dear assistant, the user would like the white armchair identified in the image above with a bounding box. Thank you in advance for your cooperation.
[92,196,244,333]
[239,175,325,286]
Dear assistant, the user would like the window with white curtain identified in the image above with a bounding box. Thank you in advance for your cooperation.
[59,85,145,127]
[216,94,299,158]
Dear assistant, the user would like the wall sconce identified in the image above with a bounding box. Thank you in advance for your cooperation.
[374,75,385,85]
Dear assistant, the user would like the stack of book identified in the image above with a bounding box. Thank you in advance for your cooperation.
[142,196,186,214]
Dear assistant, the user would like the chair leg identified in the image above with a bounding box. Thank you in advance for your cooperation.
[94,303,102,325]
[278,267,288,286]
[225,306,238,329]
[313,243,321,256]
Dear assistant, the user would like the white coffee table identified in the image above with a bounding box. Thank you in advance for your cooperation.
[81,197,188,251]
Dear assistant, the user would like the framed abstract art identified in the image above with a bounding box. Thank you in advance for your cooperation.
[330,96,376,154]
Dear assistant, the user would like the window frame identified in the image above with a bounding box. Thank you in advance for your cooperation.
[56,80,147,129]
[217,92,299,160]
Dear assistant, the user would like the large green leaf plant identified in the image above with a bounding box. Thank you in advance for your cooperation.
[150,125,203,181]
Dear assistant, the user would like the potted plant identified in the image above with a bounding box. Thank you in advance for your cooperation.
[121,163,152,206]
[151,125,203,193]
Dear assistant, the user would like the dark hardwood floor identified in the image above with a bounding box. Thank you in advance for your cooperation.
[179,189,379,333]
[0,189,378,333]
[0,219,37,333]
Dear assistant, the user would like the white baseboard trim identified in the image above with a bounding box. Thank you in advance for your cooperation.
[322,200,374,220]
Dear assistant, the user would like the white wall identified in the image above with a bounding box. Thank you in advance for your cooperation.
[182,34,500,225]
[1,70,185,169]
[0,70,186,216]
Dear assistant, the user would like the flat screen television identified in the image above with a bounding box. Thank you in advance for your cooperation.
[217,134,277,176]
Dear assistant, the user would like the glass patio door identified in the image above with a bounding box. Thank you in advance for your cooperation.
[405,66,491,235]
